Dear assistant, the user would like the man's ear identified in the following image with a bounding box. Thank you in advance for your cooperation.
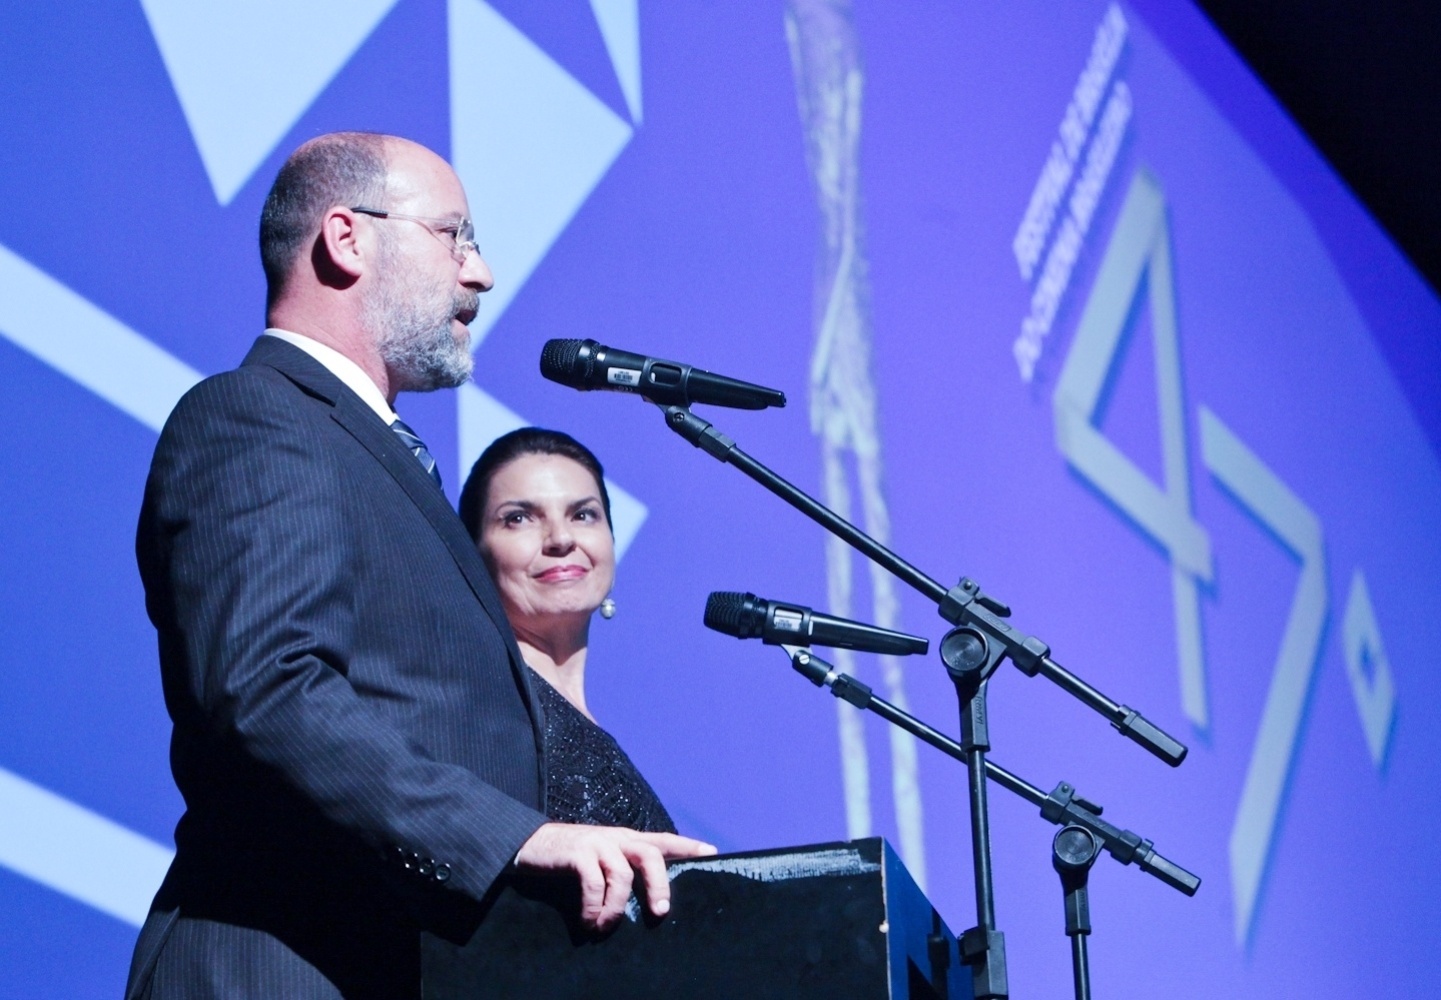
[316,205,366,283]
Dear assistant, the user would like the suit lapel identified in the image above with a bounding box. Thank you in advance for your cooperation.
[332,393,509,622]
[241,337,542,728]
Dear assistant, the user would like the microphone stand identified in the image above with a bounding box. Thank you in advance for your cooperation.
[1053,825,1100,1000]
[783,645,1200,999]
[661,404,1193,999]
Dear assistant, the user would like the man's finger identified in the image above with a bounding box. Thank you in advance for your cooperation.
[575,853,608,927]
[595,843,634,930]
[626,840,673,917]
[633,831,719,858]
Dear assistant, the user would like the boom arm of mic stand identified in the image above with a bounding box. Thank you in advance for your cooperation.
[783,646,1201,897]
[664,404,1188,766]
[661,405,945,601]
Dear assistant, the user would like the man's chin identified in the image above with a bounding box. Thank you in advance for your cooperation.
[452,318,474,347]
[449,343,476,385]
[438,347,474,389]
[390,344,474,394]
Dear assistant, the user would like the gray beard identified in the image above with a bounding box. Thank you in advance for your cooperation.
[367,241,477,393]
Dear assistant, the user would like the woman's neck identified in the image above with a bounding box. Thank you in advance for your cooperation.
[513,617,593,720]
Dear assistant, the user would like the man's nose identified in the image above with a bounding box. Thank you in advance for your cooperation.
[461,248,494,292]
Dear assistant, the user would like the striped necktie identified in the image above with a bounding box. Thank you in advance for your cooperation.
[390,418,442,488]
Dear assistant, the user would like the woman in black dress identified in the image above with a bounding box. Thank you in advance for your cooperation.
[459,428,674,834]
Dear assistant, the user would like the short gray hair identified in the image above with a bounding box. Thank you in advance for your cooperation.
[259,132,390,305]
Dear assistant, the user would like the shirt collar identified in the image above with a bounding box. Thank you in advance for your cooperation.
[263,328,398,426]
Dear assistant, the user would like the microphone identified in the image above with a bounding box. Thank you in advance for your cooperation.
[540,338,786,410]
[704,591,929,656]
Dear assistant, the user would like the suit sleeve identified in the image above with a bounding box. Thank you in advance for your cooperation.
[141,371,546,907]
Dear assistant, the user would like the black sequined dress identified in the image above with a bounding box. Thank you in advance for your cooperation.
[531,668,676,834]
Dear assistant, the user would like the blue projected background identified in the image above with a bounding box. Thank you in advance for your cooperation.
[2,1,1438,996]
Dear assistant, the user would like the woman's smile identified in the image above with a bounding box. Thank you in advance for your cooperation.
[536,564,588,583]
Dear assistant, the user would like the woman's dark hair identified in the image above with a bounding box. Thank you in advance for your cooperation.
[459,427,612,541]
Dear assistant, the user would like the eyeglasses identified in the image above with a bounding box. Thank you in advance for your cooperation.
[350,206,479,262]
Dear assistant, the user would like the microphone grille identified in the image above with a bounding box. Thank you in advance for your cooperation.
[540,338,586,386]
[703,591,752,636]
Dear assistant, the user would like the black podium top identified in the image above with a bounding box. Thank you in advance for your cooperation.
[422,837,970,1000]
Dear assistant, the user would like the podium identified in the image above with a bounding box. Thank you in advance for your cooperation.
[422,837,971,999]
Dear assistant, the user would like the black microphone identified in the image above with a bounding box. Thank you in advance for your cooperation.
[704,591,929,656]
[540,338,786,410]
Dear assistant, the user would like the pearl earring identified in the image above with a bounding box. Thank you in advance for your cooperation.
[599,598,617,620]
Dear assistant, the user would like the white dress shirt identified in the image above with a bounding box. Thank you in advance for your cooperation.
[263,328,398,426]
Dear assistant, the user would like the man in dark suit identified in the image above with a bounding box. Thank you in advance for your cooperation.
[124,132,712,999]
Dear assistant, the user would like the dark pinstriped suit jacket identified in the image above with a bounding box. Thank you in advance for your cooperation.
[125,337,549,999]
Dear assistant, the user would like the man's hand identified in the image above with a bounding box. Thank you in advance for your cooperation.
[515,823,718,931]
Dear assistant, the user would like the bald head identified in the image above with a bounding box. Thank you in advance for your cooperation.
[259,132,392,306]
[258,132,493,402]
